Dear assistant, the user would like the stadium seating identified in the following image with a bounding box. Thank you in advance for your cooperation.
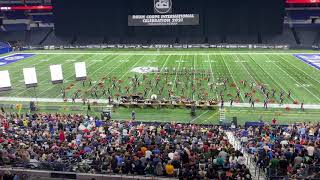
[74,36,104,45]
[294,27,319,45]
[262,26,297,45]
[27,28,53,45]
[41,33,72,46]
[235,123,320,179]
[226,35,259,44]
[0,112,252,179]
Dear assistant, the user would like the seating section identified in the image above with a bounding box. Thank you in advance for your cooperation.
[151,37,176,44]
[74,36,104,45]
[2,24,28,31]
[235,122,320,179]
[262,27,296,45]
[27,28,52,45]
[42,33,72,46]
[295,27,319,45]
[0,112,252,179]
[0,31,26,43]
[226,35,258,44]
[179,36,205,44]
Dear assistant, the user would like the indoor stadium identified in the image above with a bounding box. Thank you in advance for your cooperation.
[0,0,319,179]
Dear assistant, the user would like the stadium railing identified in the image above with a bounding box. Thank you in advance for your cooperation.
[0,161,177,180]
[266,164,320,180]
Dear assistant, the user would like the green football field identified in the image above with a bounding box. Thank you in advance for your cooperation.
[0,49,320,125]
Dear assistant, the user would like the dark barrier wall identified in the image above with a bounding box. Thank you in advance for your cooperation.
[53,0,285,37]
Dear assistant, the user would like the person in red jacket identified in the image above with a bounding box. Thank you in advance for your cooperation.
[59,130,65,142]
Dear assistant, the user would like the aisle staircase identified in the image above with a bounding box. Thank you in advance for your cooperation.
[219,108,226,124]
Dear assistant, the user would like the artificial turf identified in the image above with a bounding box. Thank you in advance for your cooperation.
[0,49,319,124]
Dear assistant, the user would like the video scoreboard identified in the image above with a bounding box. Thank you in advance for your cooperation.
[128,0,199,26]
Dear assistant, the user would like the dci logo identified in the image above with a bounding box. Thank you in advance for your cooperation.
[154,0,172,14]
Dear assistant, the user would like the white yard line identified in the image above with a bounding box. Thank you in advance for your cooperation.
[190,110,209,123]
[206,54,218,99]
[9,54,54,82]
[278,55,320,85]
[192,54,196,101]
[248,54,295,101]
[265,55,320,102]
[235,54,257,83]
[86,54,121,77]
[220,53,245,102]
[38,55,102,97]
[118,55,146,80]
[16,54,87,96]
[146,55,171,98]
[53,54,134,98]
[171,55,183,91]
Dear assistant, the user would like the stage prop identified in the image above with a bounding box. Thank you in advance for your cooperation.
[74,62,87,80]
[50,64,63,84]
[23,67,38,88]
[0,70,11,91]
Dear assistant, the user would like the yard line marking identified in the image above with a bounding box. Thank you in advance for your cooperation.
[265,55,320,102]
[171,55,183,91]
[146,55,171,98]
[15,54,88,96]
[44,54,118,98]
[119,55,146,80]
[206,54,218,99]
[220,53,245,102]
[21,52,320,55]
[36,54,104,97]
[84,54,120,78]
[82,54,136,98]
[235,55,256,83]
[9,54,54,82]
[190,110,209,123]
[192,55,196,101]
[52,54,119,98]
[278,55,320,85]
[234,54,267,100]
[248,55,295,101]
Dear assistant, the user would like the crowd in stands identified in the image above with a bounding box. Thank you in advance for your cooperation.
[0,112,252,179]
[236,122,320,179]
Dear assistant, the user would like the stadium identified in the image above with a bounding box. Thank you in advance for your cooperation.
[0,0,319,179]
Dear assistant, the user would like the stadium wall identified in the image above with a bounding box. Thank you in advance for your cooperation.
[0,42,12,54]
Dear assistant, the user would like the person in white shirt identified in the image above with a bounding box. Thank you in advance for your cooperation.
[145,150,152,159]
[307,143,315,157]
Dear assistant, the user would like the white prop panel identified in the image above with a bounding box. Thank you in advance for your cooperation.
[49,64,63,82]
[23,67,38,85]
[0,70,11,88]
[74,62,87,78]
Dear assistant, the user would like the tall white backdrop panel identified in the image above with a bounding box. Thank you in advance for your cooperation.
[23,67,38,85]
[49,65,63,82]
[0,70,11,88]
